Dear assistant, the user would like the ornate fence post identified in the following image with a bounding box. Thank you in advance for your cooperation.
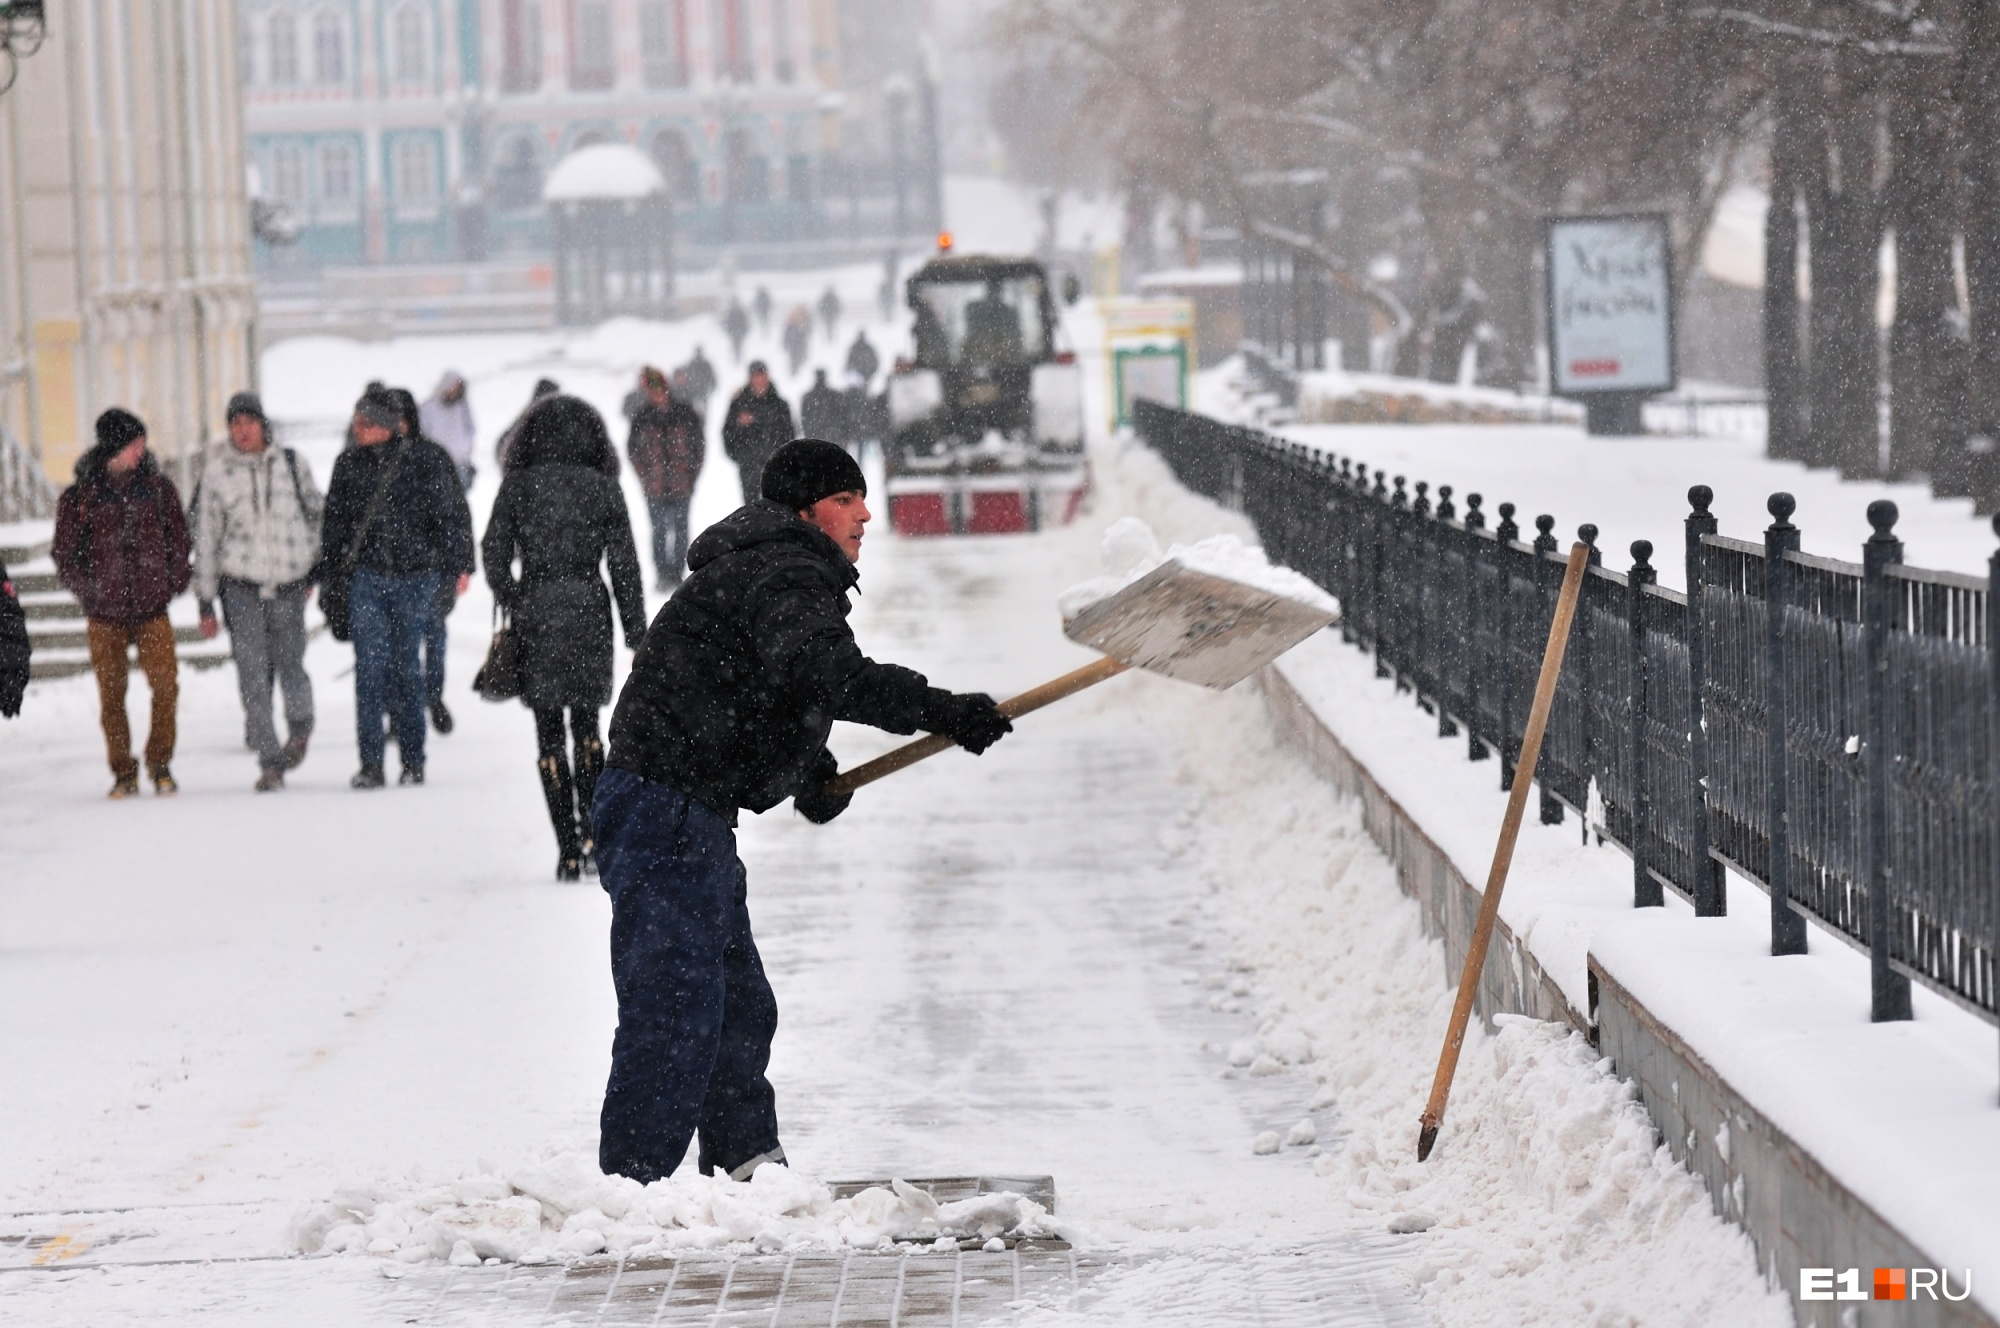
[1989,515,2000,1099]
[1863,501,1915,1020]
[1496,502,1520,789]
[1685,486,1726,916]
[1372,471,1390,678]
[1534,514,1565,825]
[1464,494,1489,762]
[1630,541,1663,907]
[1765,493,1810,956]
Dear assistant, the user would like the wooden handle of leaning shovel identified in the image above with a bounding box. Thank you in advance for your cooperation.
[825,656,1133,796]
[1417,542,1590,1163]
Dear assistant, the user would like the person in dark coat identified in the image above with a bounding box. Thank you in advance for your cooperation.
[318,386,473,788]
[626,366,706,589]
[679,345,718,415]
[844,329,879,386]
[484,396,647,880]
[799,369,846,448]
[720,362,795,505]
[722,302,750,363]
[0,554,29,719]
[592,439,1013,1185]
[391,387,476,736]
[51,409,192,797]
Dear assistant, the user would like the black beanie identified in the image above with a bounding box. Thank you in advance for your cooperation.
[353,386,402,431]
[95,408,147,451]
[762,439,866,511]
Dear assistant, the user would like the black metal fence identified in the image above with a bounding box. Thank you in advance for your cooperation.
[1133,399,2000,1042]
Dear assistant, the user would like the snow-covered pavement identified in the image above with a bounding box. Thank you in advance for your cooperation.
[1,299,1807,1325]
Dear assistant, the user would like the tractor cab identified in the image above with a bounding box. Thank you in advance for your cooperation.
[883,250,1087,535]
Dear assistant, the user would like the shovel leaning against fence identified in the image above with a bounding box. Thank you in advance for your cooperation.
[824,559,1337,796]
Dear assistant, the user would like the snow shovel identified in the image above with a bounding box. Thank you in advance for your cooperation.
[824,560,1337,796]
[1417,541,1590,1163]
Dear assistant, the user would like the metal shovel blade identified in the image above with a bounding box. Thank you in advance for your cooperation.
[1062,559,1337,689]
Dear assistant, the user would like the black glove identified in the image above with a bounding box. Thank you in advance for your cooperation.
[793,748,852,825]
[921,689,1013,755]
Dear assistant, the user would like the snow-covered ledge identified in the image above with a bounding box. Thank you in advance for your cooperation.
[1258,631,2000,1328]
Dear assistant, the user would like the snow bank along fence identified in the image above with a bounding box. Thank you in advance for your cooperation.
[1133,399,2000,1063]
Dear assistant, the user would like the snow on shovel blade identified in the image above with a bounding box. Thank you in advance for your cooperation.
[1061,559,1336,689]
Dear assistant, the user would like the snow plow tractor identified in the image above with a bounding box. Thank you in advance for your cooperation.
[883,250,1087,536]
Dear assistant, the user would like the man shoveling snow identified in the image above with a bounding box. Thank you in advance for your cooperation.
[593,439,1015,1184]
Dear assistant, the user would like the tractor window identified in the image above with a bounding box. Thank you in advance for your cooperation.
[911,275,1048,368]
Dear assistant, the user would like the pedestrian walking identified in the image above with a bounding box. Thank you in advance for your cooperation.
[593,438,1013,1184]
[752,285,772,335]
[318,386,473,789]
[720,361,796,504]
[781,307,812,377]
[678,345,718,416]
[393,388,477,736]
[194,392,323,792]
[482,396,647,881]
[626,367,705,588]
[0,554,27,720]
[844,329,880,387]
[419,371,478,490]
[51,409,191,797]
[496,378,561,471]
[800,369,847,448]
[816,285,841,339]
[722,302,750,364]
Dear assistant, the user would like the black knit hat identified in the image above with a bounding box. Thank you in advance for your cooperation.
[353,386,402,431]
[762,439,866,511]
[95,408,147,451]
[225,391,266,424]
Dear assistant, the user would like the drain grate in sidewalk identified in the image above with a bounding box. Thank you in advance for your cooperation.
[404,1242,1091,1326]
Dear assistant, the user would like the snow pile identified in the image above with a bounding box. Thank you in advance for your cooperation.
[290,1152,1060,1267]
[1056,517,1339,620]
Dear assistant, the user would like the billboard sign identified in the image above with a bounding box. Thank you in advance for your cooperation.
[1544,213,1676,396]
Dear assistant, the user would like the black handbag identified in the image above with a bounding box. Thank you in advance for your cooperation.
[472,606,524,702]
[321,441,408,643]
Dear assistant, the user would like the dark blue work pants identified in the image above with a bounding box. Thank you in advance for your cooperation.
[593,766,781,1183]
[350,569,433,772]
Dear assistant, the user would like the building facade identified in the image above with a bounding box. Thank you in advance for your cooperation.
[241,0,837,268]
[0,0,259,487]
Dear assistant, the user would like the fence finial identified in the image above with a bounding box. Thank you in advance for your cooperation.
[1373,470,1388,500]
[1688,485,1713,517]
[1464,493,1485,529]
[1767,491,1797,528]
[1991,511,2000,541]
[1437,485,1455,520]
[1867,500,1899,541]
[1497,502,1518,542]
[1413,481,1430,516]
[1392,476,1409,508]
[1631,539,1654,573]
[1579,523,1599,548]
[1535,513,1556,541]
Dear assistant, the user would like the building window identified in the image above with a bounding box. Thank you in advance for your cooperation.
[393,135,438,205]
[319,142,356,206]
[772,0,794,83]
[569,0,613,91]
[649,130,696,201]
[638,0,685,89]
[713,0,751,83]
[267,9,299,85]
[389,3,429,85]
[268,144,307,203]
[502,0,543,93]
[491,136,543,210]
[312,9,346,84]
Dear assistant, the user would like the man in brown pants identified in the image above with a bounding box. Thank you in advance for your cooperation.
[52,409,193,797]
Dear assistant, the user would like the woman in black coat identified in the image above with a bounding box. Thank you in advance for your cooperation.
[483,396,647,879]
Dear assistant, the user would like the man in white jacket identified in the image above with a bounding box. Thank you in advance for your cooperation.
[196,393,324,791]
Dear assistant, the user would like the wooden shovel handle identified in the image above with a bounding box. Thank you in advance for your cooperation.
[1418,542,1591,1161]
[825,656,1132,796]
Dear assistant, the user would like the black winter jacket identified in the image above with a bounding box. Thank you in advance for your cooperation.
[0,556,27,718]
[483,463,647,710]
[720,386,795,485]
[607,501,943,819]
[317,437,473,580]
